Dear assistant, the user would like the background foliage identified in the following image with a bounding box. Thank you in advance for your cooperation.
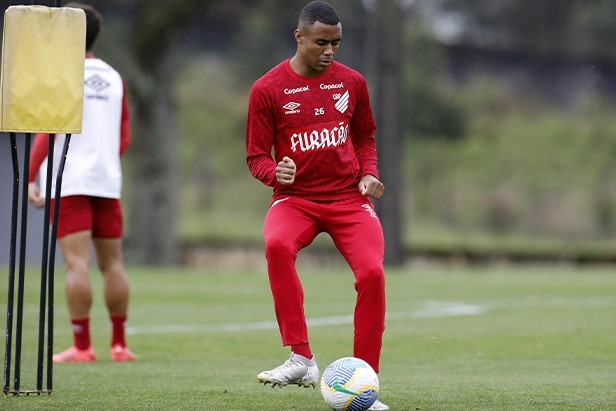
[2,0,616,263]
[162,0,616,258]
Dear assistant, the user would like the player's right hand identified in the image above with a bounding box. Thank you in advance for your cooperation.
[28,182,45,208]
[276,156,296,185]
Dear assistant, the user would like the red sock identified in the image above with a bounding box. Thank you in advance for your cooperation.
[110,315,127,348]
[291,343,312,359]
[71,317,90,350]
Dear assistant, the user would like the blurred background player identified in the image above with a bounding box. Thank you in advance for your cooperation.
[246,1,387,409]
[28,2,135,363]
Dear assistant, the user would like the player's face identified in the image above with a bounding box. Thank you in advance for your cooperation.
[295,21,342,77]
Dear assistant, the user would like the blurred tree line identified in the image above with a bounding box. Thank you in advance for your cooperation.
[2,0,615,264]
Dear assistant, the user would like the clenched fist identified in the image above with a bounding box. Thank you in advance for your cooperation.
[276,156,296,185]
[358,174,385,199]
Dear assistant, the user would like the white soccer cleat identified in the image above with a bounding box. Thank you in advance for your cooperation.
[257,353,319,388]
[368,399,390,410]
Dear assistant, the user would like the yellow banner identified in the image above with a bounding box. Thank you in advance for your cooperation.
[0,5,85,133]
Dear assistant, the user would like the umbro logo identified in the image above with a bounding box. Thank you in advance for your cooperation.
[283,102,301,114]
[283,102,300,110]
[84,74,110,92]
[362,204,378,219]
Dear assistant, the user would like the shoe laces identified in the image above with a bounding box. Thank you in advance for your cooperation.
[280,357,304,370]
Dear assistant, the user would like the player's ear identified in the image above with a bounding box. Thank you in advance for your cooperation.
[294,29,303,44]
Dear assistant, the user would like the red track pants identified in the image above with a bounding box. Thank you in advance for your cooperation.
[263,195,386,372]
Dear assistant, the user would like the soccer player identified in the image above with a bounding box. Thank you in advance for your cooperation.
[246,1,388,409]
[27,3,135,363]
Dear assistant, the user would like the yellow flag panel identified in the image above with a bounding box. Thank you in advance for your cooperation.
[0,5,85,133]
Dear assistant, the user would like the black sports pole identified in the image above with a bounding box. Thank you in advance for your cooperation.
[13,133,32,392]
[3,133,20,394]
[46,133,70,391]
[36,133,55,392]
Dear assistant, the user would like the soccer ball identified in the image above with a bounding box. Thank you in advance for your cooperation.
[320,357,379,411]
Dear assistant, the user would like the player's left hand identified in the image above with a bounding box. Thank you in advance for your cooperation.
[358,174,385,199]
[28,182,45,208]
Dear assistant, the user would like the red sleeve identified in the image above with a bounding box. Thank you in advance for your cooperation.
[119,81,131,156]
[350,77,379,179]
[246,81,277,187]
[28,133,51,182]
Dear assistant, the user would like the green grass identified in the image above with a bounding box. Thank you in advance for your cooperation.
[1,264,615,410]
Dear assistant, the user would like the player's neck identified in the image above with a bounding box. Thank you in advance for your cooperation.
[289,55,328,78]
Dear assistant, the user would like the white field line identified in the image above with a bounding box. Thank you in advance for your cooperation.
[124,301,486,336]
[17,296,615,336]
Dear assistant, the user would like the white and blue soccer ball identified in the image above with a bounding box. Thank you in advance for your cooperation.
[320,357,379,411]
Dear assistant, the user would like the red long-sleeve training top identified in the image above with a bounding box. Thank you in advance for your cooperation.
[246,59,379,202]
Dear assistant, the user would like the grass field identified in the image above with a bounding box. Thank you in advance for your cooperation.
[1,262,615,410]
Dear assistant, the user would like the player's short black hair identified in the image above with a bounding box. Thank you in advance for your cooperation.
[65,2,102,51]
[298,1,340,30]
